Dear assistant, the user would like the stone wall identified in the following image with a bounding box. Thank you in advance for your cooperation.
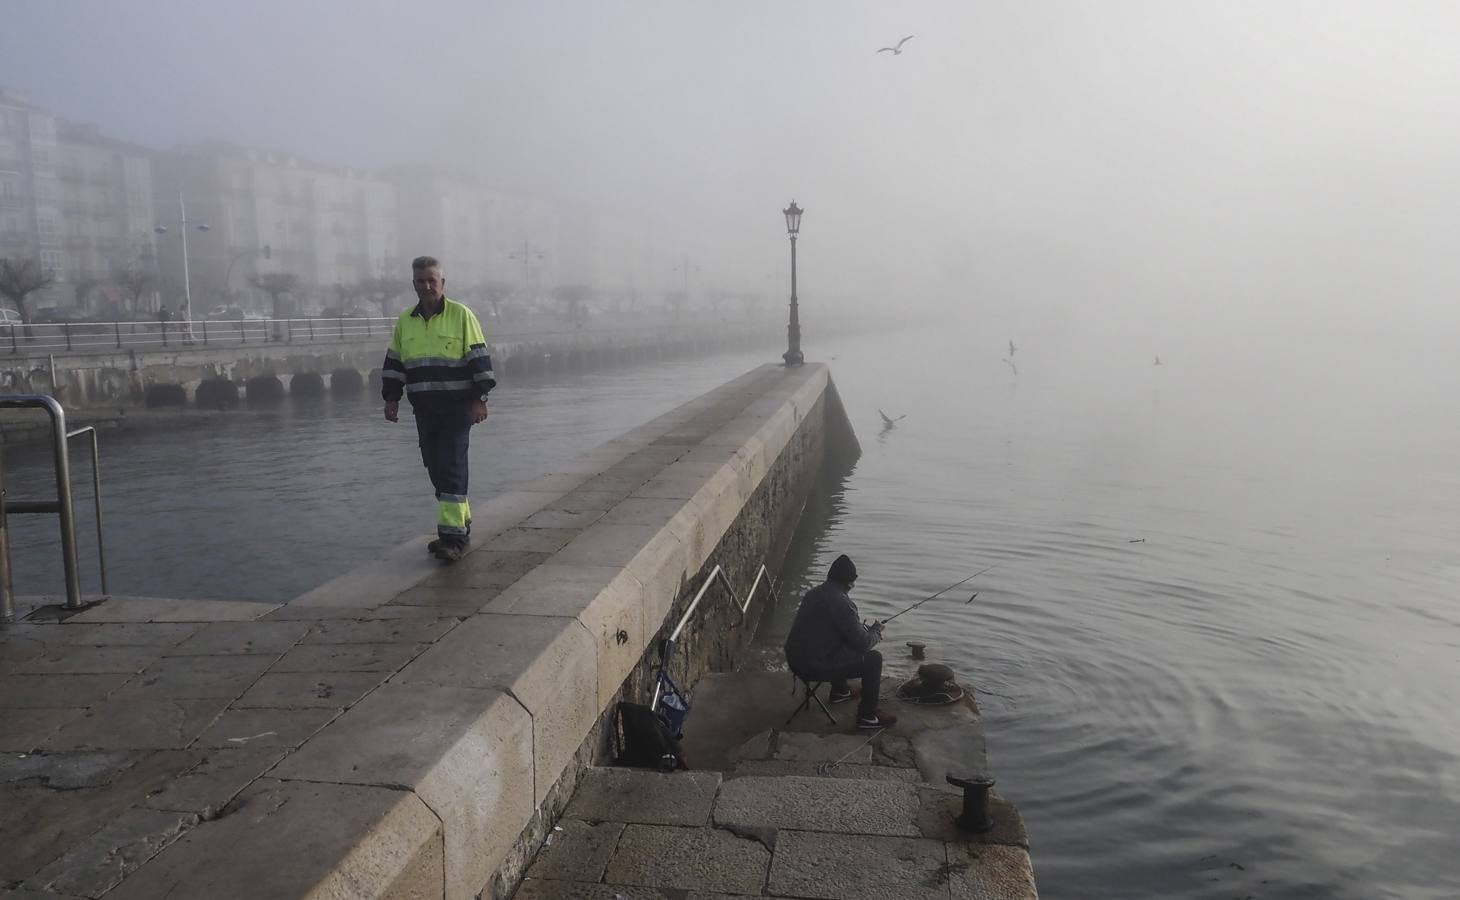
[485,382,846,897]
[13,365,859,900]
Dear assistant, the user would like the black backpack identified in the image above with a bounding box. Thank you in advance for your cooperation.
[613,701,688,771]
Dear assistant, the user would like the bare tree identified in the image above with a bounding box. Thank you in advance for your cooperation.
[480,280,515,321]
[0,257,55,324]
[113,262,155,317]
[72,275,101,313]
[331,282,353,315]
[704,289,731,321]
[357,277,404,317]
[552,284,593,327]
[249,272,301,320]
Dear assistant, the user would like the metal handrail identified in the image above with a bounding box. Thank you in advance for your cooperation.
[0,395,107,619]
[649,563,779,710]
[66,426,107,597]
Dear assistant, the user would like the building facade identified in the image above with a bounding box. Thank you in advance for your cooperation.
[152,143,401,316]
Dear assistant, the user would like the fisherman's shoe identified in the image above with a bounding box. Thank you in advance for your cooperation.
[856,709,898,730]
[829,686,861,704]
[427,539,443,555]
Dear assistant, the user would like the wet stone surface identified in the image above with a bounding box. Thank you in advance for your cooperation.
[563,768,721,828]
[601,825,770,896]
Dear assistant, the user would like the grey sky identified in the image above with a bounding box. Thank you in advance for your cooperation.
[4,0,1458,351]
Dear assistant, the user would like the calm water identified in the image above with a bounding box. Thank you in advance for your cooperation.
[1,347,775,602]
[765,326,1460,900]
[6,325,1458,898]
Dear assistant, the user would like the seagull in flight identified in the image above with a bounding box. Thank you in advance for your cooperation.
[1154,355,1162,366]
[1008,339,1017,358]
[878,409,907,428]
[878,35,915,55]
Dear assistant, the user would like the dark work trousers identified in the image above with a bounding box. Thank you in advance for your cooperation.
[795,649,882,719]
[414,407,473,547]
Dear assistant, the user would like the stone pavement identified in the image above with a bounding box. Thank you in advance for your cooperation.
[511,664,1037,899]
[1,363,831,900]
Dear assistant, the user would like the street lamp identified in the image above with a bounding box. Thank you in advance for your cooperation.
[781,200,804,367]
[509,240,546,308]
[154,192,210,334]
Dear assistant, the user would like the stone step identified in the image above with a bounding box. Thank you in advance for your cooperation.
[561,767,722,828]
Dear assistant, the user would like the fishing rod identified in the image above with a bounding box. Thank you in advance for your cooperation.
[878,563,1000,624]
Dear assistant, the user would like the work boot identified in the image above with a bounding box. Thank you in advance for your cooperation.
[829,686,861,704]
[433,543,465,563]
[427,539,442,555]
[856,709,897,730]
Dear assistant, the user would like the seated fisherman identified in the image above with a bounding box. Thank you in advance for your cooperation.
[783,554,897,730]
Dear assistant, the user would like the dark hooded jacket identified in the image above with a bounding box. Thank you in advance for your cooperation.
[784,579,881,671]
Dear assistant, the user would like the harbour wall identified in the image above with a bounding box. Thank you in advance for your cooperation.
[0,322,780,409]
[2,363,859,899]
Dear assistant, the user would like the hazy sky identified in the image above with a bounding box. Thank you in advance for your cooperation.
[5,1,1459,354]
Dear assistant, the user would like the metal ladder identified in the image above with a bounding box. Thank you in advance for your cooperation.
[0,395,108,621]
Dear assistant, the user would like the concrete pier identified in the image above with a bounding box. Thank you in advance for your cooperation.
[517,666,1037,898]
[0,363,1034,899]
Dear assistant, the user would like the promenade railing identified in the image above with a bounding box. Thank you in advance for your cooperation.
[1,315,766,354]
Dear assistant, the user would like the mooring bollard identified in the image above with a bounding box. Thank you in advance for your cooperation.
[907,641,926,660]
[946,774,996,833]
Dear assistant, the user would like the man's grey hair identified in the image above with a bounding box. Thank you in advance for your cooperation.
[411,255,441,271]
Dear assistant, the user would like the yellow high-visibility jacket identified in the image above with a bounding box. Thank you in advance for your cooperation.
[380,298,496,412]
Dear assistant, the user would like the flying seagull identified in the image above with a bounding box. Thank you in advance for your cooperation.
[879,409,907,427]
[878,35,914,55]
[1008,339,1017,358]
[1002,357,1018,376]
[1154,355,1162,366]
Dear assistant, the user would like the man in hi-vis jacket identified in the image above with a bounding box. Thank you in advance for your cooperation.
[382,256,496,562]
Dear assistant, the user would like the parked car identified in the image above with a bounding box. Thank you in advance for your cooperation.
[32,308,88,325]
[320,304,371,318]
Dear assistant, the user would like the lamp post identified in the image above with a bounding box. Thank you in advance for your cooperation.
[781,200,804,367]
[672,253,700,304]
[154,193,210,337]
[509,240,545,307]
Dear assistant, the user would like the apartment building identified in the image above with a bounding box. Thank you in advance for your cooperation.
[0,89,62,294]
[152,143,401,314]
[0,88,159,313]
[56,123,156,289]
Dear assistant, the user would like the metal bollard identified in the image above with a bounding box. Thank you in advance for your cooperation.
[907,641,926,659]
[945,774,995,833]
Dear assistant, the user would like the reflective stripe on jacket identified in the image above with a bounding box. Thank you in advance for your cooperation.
[381,298,496,410]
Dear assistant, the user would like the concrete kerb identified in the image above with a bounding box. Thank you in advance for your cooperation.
[270,684,534,900]
[395,614,599,807]
[101,778,446,900]
[479,563,650,710]
[624,529,693,634]
[62,597,281,623]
